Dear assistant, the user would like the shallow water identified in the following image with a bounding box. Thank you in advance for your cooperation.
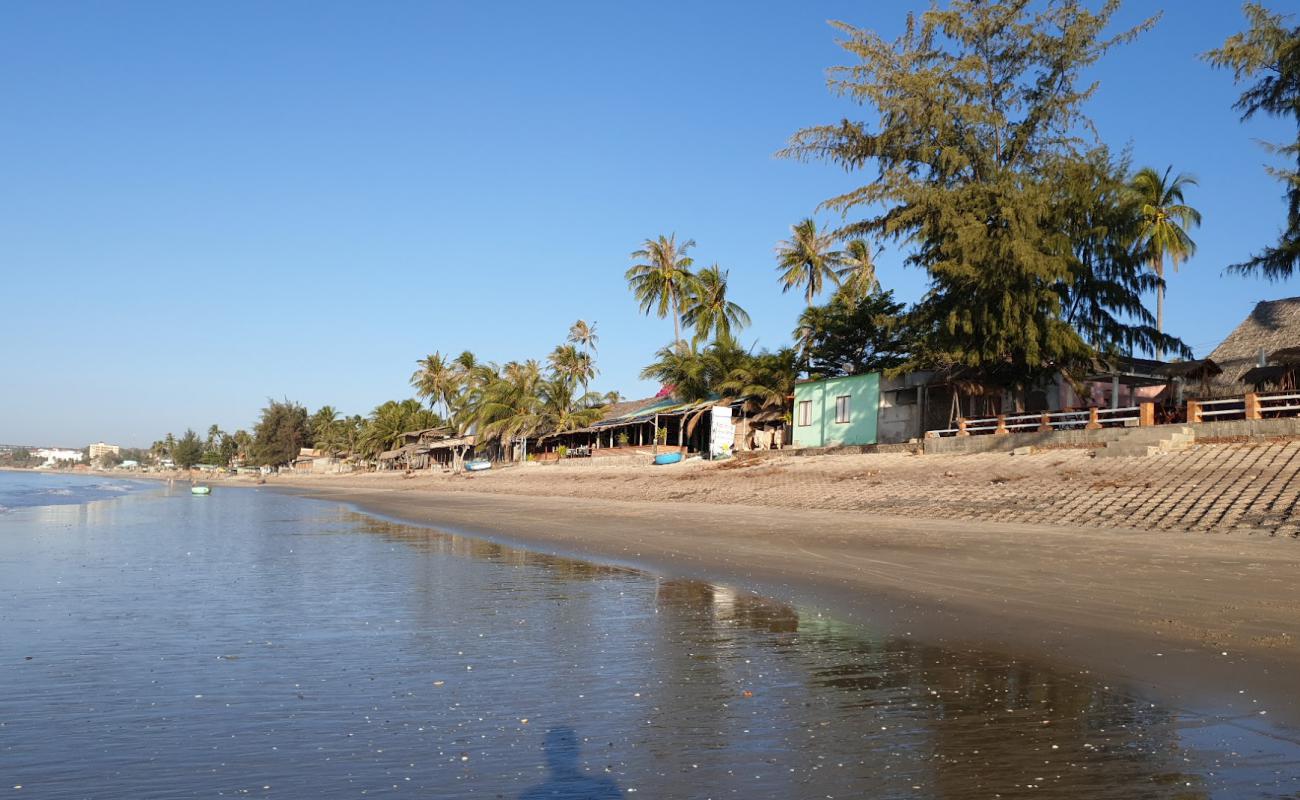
[0,473,1296,798]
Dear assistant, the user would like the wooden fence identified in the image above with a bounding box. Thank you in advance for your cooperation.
[926,404,1151,438]
[927,391,1300,438]
[1187,391,1300,423]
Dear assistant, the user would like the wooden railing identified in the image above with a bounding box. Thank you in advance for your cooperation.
[926,403,1151,438]
[1187,391,1300,422]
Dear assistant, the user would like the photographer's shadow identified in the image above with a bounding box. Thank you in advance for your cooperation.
[519,727,621,799]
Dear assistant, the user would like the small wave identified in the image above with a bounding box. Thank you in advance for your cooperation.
[42,488,74,496]
[91,483,134,493]
[0,504,9,514]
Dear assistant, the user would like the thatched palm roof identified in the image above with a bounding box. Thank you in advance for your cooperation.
[1203,296,1300,396]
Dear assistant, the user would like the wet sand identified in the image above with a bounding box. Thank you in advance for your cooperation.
[280,482,1300,727]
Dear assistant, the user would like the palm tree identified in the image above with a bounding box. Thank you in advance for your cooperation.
[547,344,597,389]
[411,352,458,417]
[1129,166,1202,358]
[310,406,338,448]
[717,348,798,414]
[681,264,751,346]
[567,320,598,353]
[836,239,879,301]
[627,234,698,346]
[538,378,605,435]
[475,360,545,459]
[776,218,842,305]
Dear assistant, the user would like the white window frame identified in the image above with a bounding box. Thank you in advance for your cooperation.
[835,395,851,424]
[797,400,812,427]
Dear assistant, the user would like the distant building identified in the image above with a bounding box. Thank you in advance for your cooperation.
[33,448,83,466]
[88,442,120,460]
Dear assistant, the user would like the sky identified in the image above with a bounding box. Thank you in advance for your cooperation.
[2,0,1296,447]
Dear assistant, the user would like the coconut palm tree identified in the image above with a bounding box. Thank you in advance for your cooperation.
[547,344,597,389]
[539,378,605,435]
[776,218,843,305]
[717,348,798,414]
[627,234,698,346]
[567,320,598,353]
[1129,166,1202,357]
[681,264,751,346]
[410,352,458,417]
[475,360,546,459]
[836,239,880,301]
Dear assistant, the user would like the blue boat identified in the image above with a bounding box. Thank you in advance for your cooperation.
[653,452,683,466]
[464,459,492,472]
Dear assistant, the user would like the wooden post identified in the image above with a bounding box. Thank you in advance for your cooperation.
[1085,407,1101,430]
[1186,399,1202,424]
[1139,402,1155,427]
[994,414,1009,435]
[1037,412,1052,432]
[957,418,969,437]
[1245,392,1261,421]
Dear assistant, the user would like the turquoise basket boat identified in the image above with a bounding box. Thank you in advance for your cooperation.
[464,459,492,472]
[653,452,683,466]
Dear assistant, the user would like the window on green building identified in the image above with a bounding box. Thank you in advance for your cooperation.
[835,395,851,424]
[797,400,812,426]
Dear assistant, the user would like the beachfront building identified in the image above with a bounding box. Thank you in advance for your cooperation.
[793,373,881,449]
[536,393,787,460]
[1199,296,1300,396]
[88,442,120,460]
[378,428,476,471]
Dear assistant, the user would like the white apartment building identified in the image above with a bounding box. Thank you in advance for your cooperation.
[88,442,120,460]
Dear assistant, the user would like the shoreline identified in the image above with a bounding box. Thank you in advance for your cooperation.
[279,479,1300,728]
[18,459,1300,724]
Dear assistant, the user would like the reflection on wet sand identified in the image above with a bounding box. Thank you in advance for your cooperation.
[345,511,1272,798]
[4,494,1292,799]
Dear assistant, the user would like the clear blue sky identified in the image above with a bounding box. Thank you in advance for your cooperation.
[2,1,1294,447]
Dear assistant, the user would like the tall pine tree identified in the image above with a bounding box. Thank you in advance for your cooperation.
[784,0,1183,391]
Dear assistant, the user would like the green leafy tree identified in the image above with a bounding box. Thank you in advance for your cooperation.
[1206,3,1300,279]
[172,429,205,469]
[795,288,913,378]
[775,218,841,305]
[627,234,698,346]
[1129,166,1201,355]
[681,264,751,346]
[251,399,311,466]
[1055,153,1166,357]
[782,0,1174,390]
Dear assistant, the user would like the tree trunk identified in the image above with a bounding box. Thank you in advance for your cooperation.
[1155,257,1164,361]
[672,290,682,347]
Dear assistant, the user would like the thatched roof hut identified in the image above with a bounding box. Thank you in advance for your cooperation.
[1202,297,1300,396]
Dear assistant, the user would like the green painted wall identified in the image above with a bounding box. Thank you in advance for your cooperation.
[792,373,880,448]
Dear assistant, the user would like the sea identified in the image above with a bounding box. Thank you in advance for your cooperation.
[1,470,1297,798]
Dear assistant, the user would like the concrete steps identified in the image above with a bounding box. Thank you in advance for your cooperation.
[1094,426,1195,459]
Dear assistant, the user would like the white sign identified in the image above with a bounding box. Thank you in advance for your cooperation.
[709,405,734,459]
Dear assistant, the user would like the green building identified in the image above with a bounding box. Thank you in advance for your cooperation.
[792,372,881,448]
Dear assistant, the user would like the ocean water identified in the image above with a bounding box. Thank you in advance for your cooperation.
[0,471,1297,798]
[0,470,144,513]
